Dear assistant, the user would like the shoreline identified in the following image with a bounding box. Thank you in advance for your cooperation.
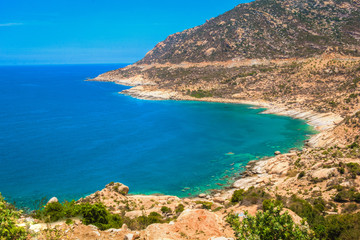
[92,76,344,148]
[90,76,344,200]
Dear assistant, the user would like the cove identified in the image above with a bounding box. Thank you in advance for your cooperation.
[0,64,315,208]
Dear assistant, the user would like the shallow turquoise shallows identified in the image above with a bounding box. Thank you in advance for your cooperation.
[0,64,315,208]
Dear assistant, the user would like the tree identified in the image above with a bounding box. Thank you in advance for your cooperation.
[227,200,317,240]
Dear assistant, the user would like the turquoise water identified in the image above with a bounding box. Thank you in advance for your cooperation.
[0,64,315,208]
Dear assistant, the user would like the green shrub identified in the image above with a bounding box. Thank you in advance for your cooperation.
[42,202,65,222]
[34,201,123,231]
[79,203,108,226]
[333,188,360,203]
[227,200,316,240]
[231,189,245,203]
[195,201,213,210]
[325,212,360,240]
[189,89,213,98]
[343,203,359,213]
[298,171,306,179]
[346,162,360,176]
[348,142,359,149]
[161,206,172,214]
[175,204,184,214]
[0,193,27,240]
[338,167,345,174]
[137,212,164,228]
[231,187,271,205]
[262,199,282,211]
[287,195,326,238]
[65,218,74,225]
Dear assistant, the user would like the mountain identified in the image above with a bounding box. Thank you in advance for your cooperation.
[95,0,360,145]
[138,0,360,64]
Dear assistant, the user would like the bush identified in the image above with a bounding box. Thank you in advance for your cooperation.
[34,201,123,231]
[189,89,213,98]
[227,200,316,239]
[346,162,360,176]
[137,212,164,228]
[0,193,27,240]
[161,206,172,214]
[231,187,271,205]
[262,199,282,211]
[287,195,326,238]
[42,202,65,222]
[175,204,184,214]
[333,188,360,203]
[231,189,245,203]
[195,201,213,210]
[298,171,306,179]
[325,212,360,240]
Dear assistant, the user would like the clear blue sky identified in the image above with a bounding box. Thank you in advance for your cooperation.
[0,0,250,65]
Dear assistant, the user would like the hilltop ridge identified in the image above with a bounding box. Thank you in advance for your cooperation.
[138,0,360,64]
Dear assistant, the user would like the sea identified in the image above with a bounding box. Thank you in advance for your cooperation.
[0,64,315,209]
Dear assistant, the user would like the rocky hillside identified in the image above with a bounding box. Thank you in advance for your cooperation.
[138,0,360,64]
[94,1,360,131]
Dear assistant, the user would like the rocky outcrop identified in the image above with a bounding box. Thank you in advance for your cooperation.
[144,209,233,240]
[310,168,338,181]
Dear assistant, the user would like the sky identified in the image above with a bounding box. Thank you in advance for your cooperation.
[0,0,251,65]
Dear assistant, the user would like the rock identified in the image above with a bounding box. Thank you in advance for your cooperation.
[144,209,233,239]
[232,176,258,189]
[274,151,281,155]
[311,168,337,180]
[122,224,129,230]
[199,193,207,198]
[47,197,58,205]
[266,161,290,176]
[213,197,226,204]
[124,233,134,240]
[311,162,323,170]
[195,204,203,209]
[312,186,321,191]
[110,182,129,195]
[124,233,136,240]
[29,224,47,233]
[340,181,352,187]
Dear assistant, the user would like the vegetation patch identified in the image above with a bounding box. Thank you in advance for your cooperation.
[0,193,27,240]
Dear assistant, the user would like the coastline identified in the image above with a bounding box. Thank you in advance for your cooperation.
[90,75,344,200]
[92,76,344,148]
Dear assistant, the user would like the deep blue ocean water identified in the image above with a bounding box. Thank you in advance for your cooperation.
[0,64,315,208]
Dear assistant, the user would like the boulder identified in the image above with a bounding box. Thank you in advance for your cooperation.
[232,176,258,189]
[199,193,207,198]
[213,197,226,204]
[124,233,134,240]
[310,168,337,180]
[107,182,129,195]
[266,161,290,176]
[47,197,58,205]
[144,209,234,239]
[274,151,281,155]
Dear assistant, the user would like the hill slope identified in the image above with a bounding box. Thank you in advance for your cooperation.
[138,0,360,64]
[95,0,360,146]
